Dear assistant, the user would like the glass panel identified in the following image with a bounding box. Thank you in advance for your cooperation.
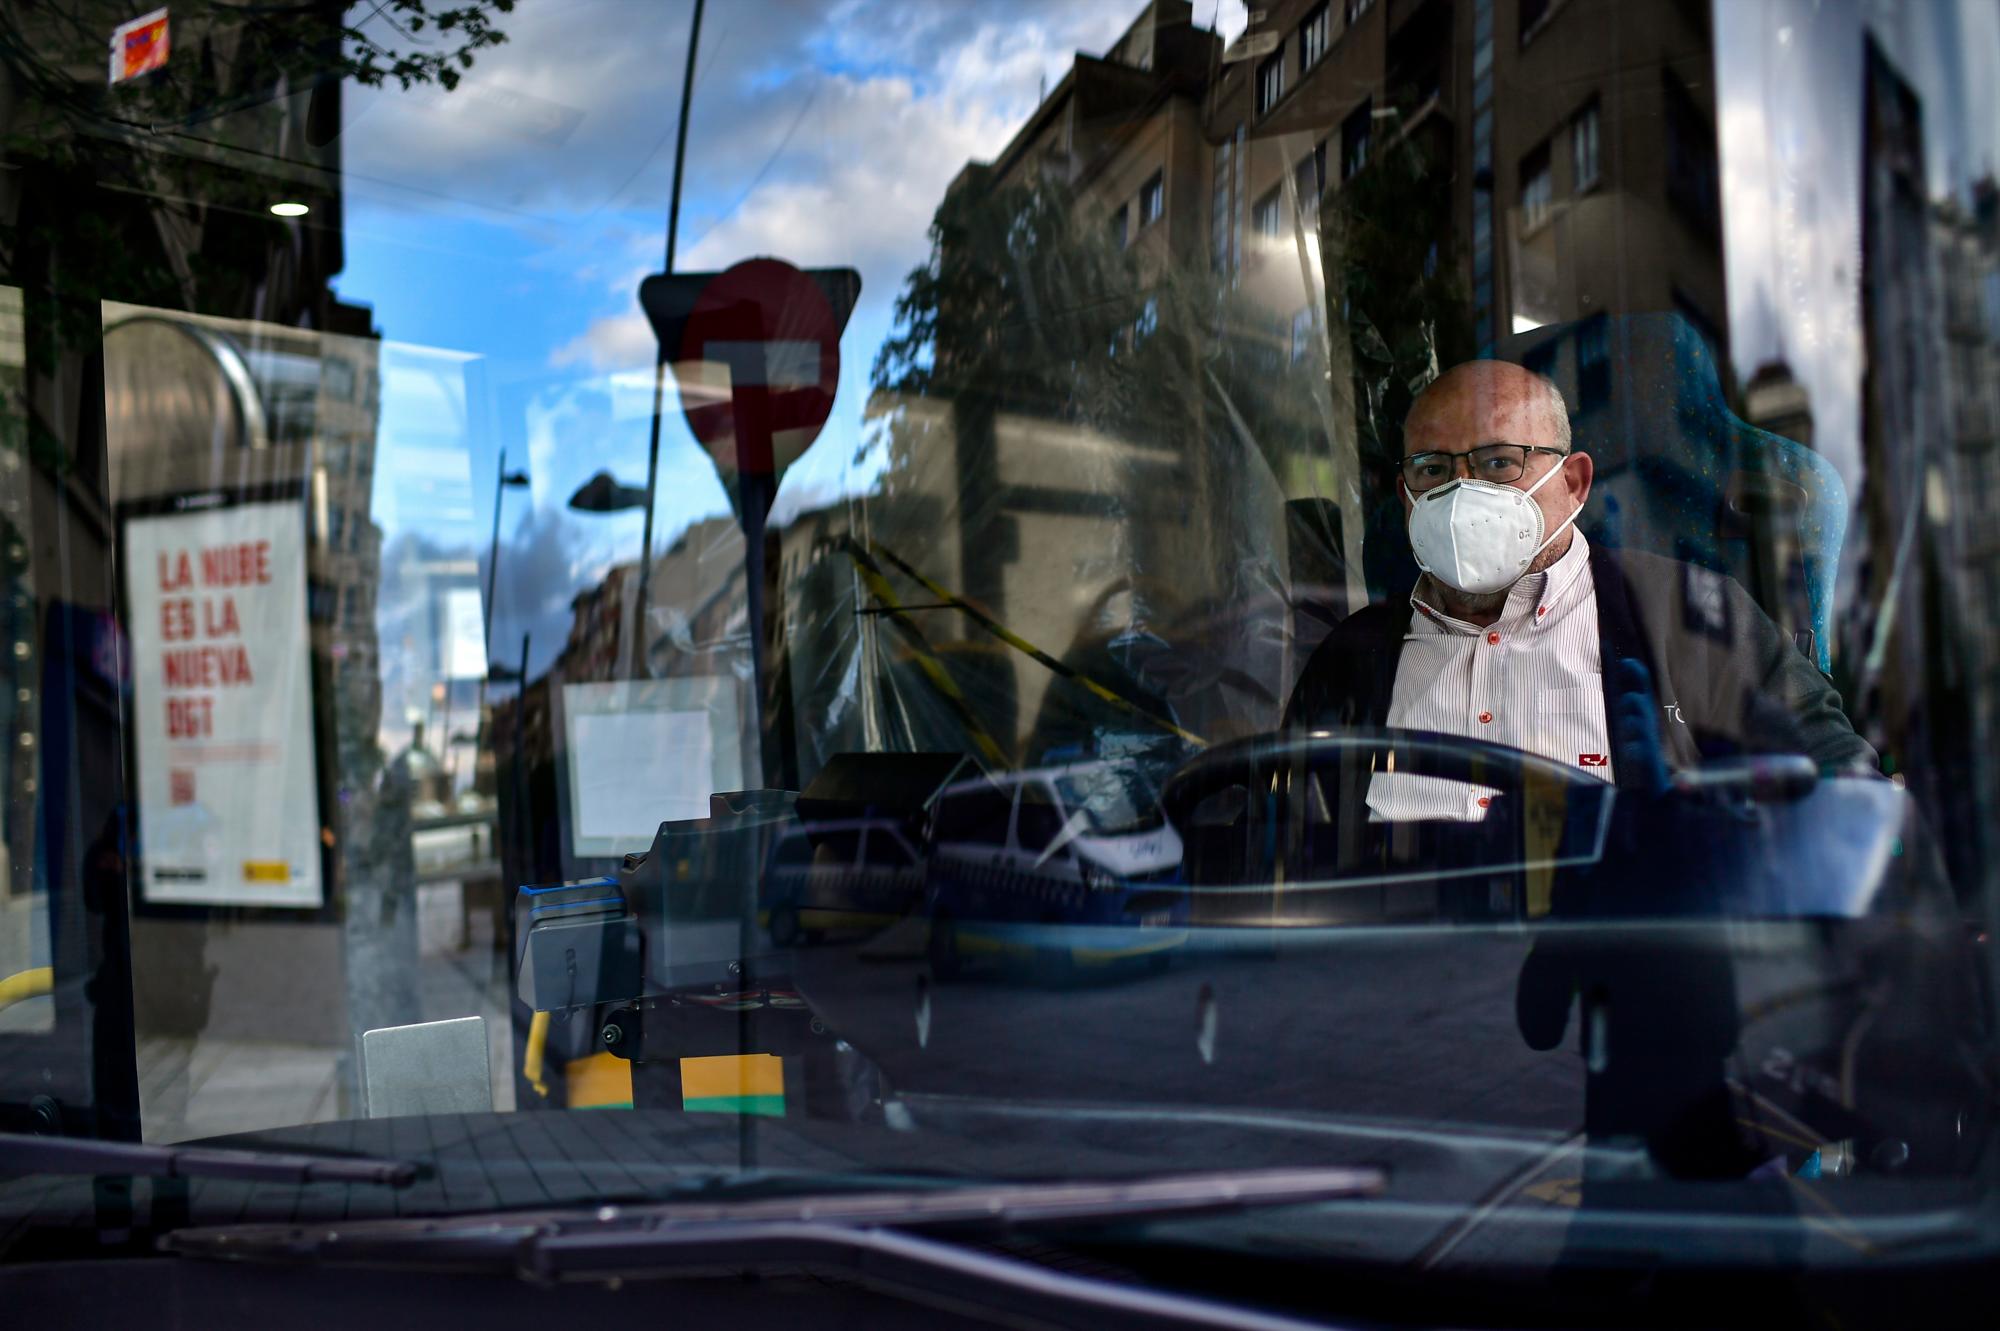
[1,2,1996,1321]
[0,284,48,1037]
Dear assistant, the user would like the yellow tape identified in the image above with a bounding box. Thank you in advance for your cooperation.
[863,539,1206,749]
[565,1052,633,1109]
[523,1009,550,1098]
[680,1053,784,1100]
[241,861,289,883]
[845,543,1011,766]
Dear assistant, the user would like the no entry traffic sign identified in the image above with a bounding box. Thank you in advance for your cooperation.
[639,259,860,504]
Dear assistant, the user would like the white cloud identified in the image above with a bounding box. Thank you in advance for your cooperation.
[339,0,1153,222]
[550,309,655,370]
[679,72,1009,280]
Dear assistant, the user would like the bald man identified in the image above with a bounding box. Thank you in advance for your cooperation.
[1284,360,1874,820]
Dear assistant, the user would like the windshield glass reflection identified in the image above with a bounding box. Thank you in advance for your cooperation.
[2,1,1998,1323]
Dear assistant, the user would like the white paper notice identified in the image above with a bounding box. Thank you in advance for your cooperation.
[571,709,713,837]
[125,501,323,908]
[561,678,742,857]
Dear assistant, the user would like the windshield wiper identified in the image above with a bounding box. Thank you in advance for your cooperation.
[163,1164,1381,1268]
[164,1167,1379,1329]
[0,1131,419,1187]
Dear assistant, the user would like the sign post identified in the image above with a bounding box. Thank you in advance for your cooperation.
[639,258,860,789]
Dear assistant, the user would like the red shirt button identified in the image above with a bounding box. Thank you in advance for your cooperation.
[1537,606,1548,617]
[1486,631,1501,645]
[1476,796,1492,809]
[1478,710,1493,724]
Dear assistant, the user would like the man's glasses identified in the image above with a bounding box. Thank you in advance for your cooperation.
[1400,443,1568,493]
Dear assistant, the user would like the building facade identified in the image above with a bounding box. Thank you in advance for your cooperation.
[860,0,1732,764]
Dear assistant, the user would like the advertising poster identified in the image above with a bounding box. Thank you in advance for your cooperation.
[126,500,323,908]
[107,8,169,84]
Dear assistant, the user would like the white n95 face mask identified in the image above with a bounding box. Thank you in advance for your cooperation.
[1406,454,1577,596]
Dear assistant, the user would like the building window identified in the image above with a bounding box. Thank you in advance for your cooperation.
[1664,72,1721,243]
[1520,141,1553,230]
[1111,204,1129,249]
[1520,0,1552,41]
[1341,100,1372,181]
[1572,98,1601,192]
[1211,135,1235,273]
[1257,50,1286,116]
[1346,0,1375,23]
[1299,5,1330,73]
[1295,147,1324,219]
[1138,171,1164,227]
[324,358,357,402]
[1290,307,1314,363]
[1253,188,1283,239]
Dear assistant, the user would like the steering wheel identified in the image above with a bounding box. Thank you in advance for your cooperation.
[1160,728,1612,899]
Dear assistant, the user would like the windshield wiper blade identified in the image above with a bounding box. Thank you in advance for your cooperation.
[560,1164,1385,1242]
[0,1131,419,1188]
[163,1164,1381,1268]
[534,1221,1335,1330]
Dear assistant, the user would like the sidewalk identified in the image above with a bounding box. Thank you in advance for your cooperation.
[138,889,516,1142]
[0,888,52,1035]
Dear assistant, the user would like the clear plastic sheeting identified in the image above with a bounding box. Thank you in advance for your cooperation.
[782,158,1353,788]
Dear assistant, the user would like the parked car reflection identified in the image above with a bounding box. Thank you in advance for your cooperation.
[918,759,1185,981]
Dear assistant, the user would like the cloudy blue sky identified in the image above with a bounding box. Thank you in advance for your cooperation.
[330,0,1249,679]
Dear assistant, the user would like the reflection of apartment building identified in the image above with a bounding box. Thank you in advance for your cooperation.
[1207,0,1723,356]
[1850,39,2000,889]
[870,0,1728,760]
[967,2,1217,280]
[1932,177,2000,871]
[558,516,749,687]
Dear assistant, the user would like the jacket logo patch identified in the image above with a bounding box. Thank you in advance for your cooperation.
[1664,703,1685,724]
[1578,753,1609,767]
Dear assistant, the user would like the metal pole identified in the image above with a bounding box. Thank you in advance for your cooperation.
[484,448,507,657]
[514,632,532,880]
[634,0,707,682]
[740,469,773,786]
[664,0,706,279]
[475,448,508,781]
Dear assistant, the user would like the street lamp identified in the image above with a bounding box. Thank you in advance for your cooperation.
[474,452,531,785]
[566,470,648,514]
[485,450,533,658]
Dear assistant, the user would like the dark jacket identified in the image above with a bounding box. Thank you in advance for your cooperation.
[1282,543,1878,780]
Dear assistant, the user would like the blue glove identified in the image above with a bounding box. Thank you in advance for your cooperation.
[1610,657,1670,796]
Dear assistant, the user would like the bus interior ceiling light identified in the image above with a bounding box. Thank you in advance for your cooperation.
[269,202,310,218]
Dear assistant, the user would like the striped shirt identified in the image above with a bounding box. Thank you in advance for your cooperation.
[1369,530,1615,821]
